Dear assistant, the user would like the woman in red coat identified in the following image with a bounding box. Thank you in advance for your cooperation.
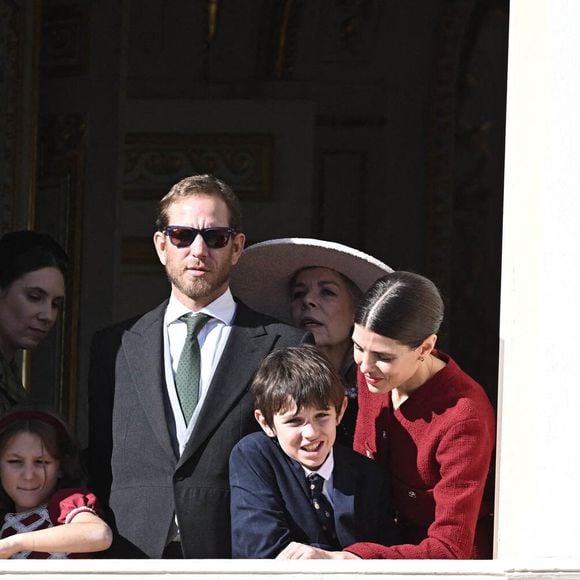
[277,271,496,560]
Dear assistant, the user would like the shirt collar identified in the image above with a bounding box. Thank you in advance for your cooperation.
[166,287,237,326]
[302,447,334,482]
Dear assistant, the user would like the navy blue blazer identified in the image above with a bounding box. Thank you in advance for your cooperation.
[229,431,397,558]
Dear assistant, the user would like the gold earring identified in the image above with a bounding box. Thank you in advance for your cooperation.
[419,355,425,362]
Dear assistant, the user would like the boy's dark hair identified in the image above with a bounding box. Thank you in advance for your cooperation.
[251,345,345,428]
[0,406,84,511]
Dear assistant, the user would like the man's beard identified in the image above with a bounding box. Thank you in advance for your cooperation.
[166,266,230,301]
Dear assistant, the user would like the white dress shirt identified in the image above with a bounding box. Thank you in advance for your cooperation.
[302,448,335,507]
[163,289,236,455]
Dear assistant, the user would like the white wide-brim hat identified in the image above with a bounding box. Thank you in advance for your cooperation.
[230,237,393,324]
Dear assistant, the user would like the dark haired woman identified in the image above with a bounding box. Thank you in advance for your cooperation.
[0,231,69,413]
[277,271,495,560]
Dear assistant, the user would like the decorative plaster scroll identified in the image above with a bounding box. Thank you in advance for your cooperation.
[123,133,273,201]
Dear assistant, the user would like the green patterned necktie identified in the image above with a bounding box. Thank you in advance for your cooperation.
[175,313,211,424]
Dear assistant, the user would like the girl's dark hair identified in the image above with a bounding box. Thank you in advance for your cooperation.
[252,345,345,429]
[0,230,69,289]
[0,407,83,511]
[356,271,444,348]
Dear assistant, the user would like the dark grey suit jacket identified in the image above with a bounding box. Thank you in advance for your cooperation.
[87,298,308,558]
[229,432,397,558]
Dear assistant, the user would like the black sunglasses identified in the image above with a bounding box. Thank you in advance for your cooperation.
[163,225,239,249]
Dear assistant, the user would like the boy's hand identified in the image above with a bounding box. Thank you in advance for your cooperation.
[276,541,360,559]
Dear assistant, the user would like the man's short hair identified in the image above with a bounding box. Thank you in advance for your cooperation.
[251,345,345,428]
[155,174,243,231]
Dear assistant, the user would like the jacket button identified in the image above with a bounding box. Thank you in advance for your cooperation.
[408,490,417,499]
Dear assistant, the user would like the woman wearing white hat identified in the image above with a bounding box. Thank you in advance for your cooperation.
[230,238,392,447]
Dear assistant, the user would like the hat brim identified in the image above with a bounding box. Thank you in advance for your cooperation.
[230,238,393,324]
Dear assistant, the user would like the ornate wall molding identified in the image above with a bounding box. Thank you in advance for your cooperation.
[123,133,274,201]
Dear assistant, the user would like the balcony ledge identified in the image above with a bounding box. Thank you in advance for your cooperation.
[1,558,580,579]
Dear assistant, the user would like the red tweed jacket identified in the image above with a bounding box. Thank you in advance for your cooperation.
[348,350,496,559]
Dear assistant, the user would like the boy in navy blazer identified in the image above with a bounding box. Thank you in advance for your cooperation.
[229,345,397,558]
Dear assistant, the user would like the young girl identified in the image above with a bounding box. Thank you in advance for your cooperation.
[0,408,112,559]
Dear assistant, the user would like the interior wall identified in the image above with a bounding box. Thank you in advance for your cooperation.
[0,0,39,233]
[25,0,508,444]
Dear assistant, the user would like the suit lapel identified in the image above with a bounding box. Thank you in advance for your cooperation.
[286,453,311,499]
[121,301,176,461]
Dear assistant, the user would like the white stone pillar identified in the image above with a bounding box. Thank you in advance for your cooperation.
[495,0,580,560]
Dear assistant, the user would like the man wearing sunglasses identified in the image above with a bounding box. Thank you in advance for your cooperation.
[87,174,309,559]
